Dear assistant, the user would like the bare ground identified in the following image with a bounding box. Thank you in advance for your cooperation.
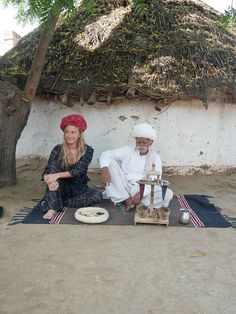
[0,159,236,314]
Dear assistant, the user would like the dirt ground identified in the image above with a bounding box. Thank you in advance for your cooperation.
[0,159,236,314]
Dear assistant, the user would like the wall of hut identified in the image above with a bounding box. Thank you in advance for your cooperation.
[16,98,236,174]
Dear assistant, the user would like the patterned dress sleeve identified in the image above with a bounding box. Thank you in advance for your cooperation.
[68,145,94,179]
[42,145,61,177]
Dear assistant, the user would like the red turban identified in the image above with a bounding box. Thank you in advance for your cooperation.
[60,114,87,132]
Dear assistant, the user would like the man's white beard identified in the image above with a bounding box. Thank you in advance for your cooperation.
[136,147,148,154]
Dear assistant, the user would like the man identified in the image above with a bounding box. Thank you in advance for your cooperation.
[100,122,173,211]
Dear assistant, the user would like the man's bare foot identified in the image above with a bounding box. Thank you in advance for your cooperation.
[43,209,56,220]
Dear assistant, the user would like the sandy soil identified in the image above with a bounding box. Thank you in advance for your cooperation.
[0,159,236,314]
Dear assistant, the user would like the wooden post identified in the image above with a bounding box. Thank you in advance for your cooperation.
[150,185,155,214]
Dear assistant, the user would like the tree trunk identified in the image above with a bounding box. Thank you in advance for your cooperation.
[0,16,58,187]
[0,81,30,187]
[24,16,58,102]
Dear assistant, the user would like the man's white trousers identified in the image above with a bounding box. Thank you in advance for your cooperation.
[104,160,173,208]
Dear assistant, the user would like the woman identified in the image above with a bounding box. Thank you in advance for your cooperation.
[41,114,103,219]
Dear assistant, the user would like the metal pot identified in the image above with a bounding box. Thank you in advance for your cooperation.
[179,209,191,224]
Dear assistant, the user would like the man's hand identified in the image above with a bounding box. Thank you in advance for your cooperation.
[125,192,141,211]
[132,192,141,205]
[101,167,111,186]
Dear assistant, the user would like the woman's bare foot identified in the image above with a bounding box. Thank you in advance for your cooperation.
[43,209,56,220]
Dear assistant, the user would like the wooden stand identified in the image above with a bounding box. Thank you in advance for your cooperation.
[134,212,169,226]
[134,163,170,227]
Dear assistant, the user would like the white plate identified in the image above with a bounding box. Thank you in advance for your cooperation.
[75,207,109,224]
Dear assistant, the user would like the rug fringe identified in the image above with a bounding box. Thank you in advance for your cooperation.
[223,215,236,229]
[8,207,33,226]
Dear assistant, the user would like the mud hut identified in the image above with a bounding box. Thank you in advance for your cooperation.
[0,0,236,174]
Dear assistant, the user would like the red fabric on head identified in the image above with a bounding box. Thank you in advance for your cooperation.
[60,114,87,132]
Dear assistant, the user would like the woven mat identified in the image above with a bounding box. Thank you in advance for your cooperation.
[9,195,232,228]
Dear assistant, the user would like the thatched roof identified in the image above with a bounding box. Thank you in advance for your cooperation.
[0,0,236,107]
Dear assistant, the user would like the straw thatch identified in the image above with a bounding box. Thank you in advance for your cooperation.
[0,0,236,107]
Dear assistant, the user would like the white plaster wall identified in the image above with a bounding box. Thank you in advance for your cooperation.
[16,98,236,171]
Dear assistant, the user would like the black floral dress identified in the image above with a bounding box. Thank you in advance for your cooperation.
[41,144,102,212]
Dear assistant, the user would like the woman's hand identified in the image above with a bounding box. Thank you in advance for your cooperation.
[44,173,60,185]
[101,167,111,186]
[48,181,59,191]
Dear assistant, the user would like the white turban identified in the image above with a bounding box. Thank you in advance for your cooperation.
[132,123,157,140]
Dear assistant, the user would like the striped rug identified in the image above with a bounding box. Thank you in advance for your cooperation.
[48,207,68,224]
[178,195,205,227]
[8,195,232,227]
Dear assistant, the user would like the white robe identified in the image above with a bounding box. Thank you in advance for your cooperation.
[99,146,173,208]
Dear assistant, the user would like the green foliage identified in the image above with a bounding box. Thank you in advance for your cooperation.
[219,7,236,29]
[133,0,149,18]
[2,0,96,27]
[81,0,96,14]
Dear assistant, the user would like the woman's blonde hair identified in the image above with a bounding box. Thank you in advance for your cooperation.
[59,128,86,168]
